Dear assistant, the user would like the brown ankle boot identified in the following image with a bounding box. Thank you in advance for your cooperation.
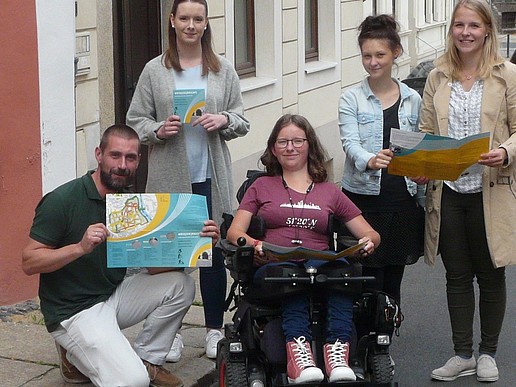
[55,342,91,384]
[143,359,184,387]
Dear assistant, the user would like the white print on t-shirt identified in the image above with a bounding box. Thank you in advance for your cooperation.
[286,217,317,229]
[279,200,321,210]
[280,200,321,230]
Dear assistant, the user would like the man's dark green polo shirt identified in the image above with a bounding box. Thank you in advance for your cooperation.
[29,171,126,332]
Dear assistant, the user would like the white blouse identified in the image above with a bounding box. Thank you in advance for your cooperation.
[445,80,484,194]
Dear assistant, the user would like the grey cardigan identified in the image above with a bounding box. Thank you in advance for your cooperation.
[126,54,250,223]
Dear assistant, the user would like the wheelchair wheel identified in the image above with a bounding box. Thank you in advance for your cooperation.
[368,352,394,384]
[218,342,248,387]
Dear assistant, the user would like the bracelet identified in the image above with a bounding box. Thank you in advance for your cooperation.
[253,239,260,247]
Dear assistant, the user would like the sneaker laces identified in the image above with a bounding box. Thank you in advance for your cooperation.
[291,336,317,369]
[326,340,349,368]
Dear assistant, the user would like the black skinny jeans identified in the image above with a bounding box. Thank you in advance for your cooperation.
[439,185,506,357]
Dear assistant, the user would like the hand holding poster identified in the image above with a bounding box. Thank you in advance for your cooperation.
[106,193,212,268]
[173,89,205,123]
[388,129,490,181]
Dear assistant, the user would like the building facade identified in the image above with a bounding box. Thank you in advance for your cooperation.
[492,0,516,33]
[1,0,456,304]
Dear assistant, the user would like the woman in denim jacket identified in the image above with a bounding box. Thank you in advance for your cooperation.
[338,15,422,305]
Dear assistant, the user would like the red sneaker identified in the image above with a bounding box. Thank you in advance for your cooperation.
[286,336,324,384]
[323,340,356,382]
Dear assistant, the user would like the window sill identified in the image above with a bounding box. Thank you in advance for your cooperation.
[240,76,278,93]
[304,60,337,74]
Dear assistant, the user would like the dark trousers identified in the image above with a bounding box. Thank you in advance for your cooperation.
[439,185,506,357]
[361,265,405,304]
[192,180,226,329]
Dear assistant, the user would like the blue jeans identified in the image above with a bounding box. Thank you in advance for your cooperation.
[254,259,354,344]
[192,180,226,329]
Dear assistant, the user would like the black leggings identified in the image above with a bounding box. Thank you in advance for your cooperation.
[439,185,506,357]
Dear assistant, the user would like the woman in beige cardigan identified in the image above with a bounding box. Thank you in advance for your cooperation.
[415,0,516,383]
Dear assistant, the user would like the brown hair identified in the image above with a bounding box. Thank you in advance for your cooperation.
[260,114,329,183]
[163,0,220,75]
[437,0,504,80]
[358,14,403,55]
[100,124,140,153]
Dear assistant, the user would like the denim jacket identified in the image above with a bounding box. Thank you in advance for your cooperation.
[339,78,421,196]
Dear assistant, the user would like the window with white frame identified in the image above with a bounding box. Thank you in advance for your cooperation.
[434,0,448,22]
[234,0,255,78]
[372,0,396,16]
[299,0,340,92]
[424,0,439,23]
[226,0,282,109]
[305,0,318,62]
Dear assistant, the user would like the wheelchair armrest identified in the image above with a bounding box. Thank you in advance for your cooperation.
[218,238,237,253]
[218,239,256,281]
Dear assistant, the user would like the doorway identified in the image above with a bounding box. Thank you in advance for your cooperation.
[113,0,162,192]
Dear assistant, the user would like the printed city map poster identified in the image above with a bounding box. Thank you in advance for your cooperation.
[106,193,212,268]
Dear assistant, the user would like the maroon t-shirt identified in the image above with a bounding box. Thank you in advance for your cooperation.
[239,175,361,251]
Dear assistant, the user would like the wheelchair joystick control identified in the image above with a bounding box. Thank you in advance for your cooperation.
[306,266,317,275]
[237,237,247,247]
[306,266,317,284]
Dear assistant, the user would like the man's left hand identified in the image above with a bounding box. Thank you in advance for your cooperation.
[200,220,220,246]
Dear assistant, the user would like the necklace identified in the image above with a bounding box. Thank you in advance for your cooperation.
[462,70,477,81]
[281,176,314,245]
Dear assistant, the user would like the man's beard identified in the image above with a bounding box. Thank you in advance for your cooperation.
[100,168,135,192]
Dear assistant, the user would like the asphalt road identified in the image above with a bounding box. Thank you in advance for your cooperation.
[390,257,516,386]
[212,257,515,387]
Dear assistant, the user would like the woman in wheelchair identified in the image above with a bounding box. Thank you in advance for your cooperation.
[227,114,380,384]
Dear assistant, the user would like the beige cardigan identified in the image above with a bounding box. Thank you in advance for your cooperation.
[419,61,516,268]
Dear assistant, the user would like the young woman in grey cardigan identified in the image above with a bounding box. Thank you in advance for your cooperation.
[126,0,249,362]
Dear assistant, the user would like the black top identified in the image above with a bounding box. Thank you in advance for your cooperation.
[343,96,415,212]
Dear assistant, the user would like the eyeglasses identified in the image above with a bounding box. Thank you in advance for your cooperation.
[275,138,307,149]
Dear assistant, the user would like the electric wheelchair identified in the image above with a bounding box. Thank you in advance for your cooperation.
[216,171,402,386]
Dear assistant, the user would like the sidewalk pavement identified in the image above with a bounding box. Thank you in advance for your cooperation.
[0,270,232,387]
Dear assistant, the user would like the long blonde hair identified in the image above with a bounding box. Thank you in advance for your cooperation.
[437,0,504,80]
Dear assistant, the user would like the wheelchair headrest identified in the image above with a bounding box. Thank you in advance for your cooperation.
[236,170,268,203]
